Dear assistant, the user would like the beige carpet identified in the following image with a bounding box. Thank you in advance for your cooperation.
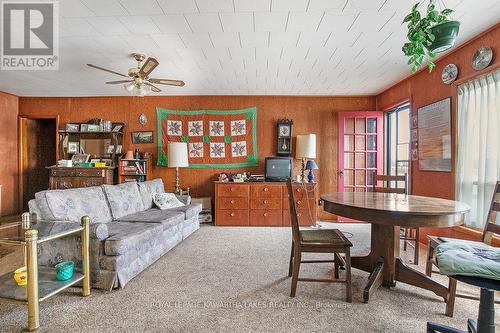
[0,223,496,333]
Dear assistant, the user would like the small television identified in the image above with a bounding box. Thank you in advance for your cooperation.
[265,157,293,182]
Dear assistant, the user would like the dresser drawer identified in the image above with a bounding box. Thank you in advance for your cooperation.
[250,210,282,226]
[251,184,282,198]
[283,209,315,226]
[283,198,316,210]
[52,177,76,190]
[218,197,249,210]
[50,168,104,177]
[283,184,316,198]
[79,178,105,187]
[217,184,249,197]
[250,198,281,210]
[216,210,249,226]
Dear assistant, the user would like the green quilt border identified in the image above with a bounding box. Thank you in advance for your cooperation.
[156,106,258,168]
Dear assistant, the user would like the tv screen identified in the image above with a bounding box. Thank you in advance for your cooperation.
[265,157,292,181]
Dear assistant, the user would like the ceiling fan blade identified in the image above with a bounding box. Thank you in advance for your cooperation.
[87,64,129,78]
[106,80,133,84]
[139,57,159,78]
[149,78,185,87]
[145,82,162,93]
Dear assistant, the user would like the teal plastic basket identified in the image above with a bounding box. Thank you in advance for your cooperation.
[55,261,74,281]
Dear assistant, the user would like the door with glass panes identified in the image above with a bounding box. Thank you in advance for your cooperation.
[338,112,384,192]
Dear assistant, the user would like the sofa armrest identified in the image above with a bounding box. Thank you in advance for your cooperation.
[175,194,191,205]
[36,220,109,241]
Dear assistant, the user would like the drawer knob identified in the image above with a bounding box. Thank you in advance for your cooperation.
[263,187,269,192]
[263,213,268,217]
[230,187,235,192]
[297,213,302,217]
[230,212,235,217]
[296,188,300,192]
[230,200,235,204]
[264,200,269,204]
[297,200,302,205]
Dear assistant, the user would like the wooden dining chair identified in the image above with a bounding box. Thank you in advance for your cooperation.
[426,181,500,317]
[286,179,353,302]
[372,173,419,264]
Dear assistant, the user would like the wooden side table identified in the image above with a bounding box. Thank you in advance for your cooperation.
[0,214,91,331]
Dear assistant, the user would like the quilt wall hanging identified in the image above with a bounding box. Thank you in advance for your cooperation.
[157,106,258,168]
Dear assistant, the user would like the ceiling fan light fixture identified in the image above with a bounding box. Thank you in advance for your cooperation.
[124,82,135,93]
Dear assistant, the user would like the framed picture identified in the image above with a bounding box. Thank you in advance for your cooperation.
[107,145,115,154]
[71,154,90,165]
[131,131,154,144]
[80,124,88,132]
[65,123,79,132]
[411,114,418,129]
[87,124,101,132]
[411,129,418,142]
[116,145,123,154]
[67,142,79,154]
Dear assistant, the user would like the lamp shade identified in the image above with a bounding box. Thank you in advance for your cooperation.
[305,160,318,170]
[295,134,316,159]
[167,142,189,167]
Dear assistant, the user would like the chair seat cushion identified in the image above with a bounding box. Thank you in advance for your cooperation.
[436,240,500,281]
[300,229,351,245]
[116,209,184,229]
[104,222,164,256]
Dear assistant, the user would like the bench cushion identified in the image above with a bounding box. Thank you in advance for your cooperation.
[103,182,145,220]
[44,186,112,223]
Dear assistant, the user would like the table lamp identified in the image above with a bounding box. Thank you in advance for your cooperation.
[305,160,318,183]
[295,134,316,183]
[167,142,189,193]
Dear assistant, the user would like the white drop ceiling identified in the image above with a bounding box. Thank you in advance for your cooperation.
[0,0,499,96]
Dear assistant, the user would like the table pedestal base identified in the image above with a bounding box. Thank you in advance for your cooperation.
[351,224,449,303]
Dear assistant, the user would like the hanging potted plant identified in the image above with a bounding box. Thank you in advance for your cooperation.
[402,0,460,73]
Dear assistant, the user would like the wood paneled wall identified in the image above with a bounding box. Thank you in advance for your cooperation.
[376,23,500,241]
[19,95,376,218]
[0,91,19,216]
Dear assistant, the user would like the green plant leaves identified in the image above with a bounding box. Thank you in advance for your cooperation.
[402,0,455,73]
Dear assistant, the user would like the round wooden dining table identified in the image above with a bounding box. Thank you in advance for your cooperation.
[321,192,470,303]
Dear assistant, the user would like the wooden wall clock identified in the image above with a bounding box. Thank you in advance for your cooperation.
[276,119,293,156]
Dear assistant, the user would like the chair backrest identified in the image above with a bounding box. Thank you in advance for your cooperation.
[286,178,301,244]
[482,181,500,245]
[372,173,408,194]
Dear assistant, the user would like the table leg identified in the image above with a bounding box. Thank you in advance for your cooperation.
[395,258,448,299]
[25,229,39,332]
[81,216,91,296]
[363,257,384,303]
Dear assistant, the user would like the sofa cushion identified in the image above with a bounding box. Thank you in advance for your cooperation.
[168,203,203,220]
[153,192,185,210]
[28,199,43,220]
[116,208,184,229]
[104,222,163,256]
[34,191,56,221]
[44,186,113,223]
[137,179,165,209]
[103,182,145,220]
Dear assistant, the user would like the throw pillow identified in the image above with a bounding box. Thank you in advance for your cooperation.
[152,192,185,210]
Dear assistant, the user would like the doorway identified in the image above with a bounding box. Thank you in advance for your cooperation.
[19,117,58,211]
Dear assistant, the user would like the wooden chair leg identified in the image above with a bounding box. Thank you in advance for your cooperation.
[445,277,457,317]
[345,248,352,303]
[288,242,294,278]
[334,253,340,279]
[426,242,435,277]
[290,248,301,297]
[414,228,420,265]
[403,228,408,251]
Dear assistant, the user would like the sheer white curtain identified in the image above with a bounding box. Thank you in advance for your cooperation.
[456,70,500,228]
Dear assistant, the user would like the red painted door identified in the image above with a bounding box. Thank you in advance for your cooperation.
[338,112,384,192]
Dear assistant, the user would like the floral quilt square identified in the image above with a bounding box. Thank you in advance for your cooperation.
[209,121,225,136]
[189,142,204,158]
[210,142,225,158]
[231,141,247,157]
[188,120,203,136]
[167,120,182,136]
[231,120,246,136]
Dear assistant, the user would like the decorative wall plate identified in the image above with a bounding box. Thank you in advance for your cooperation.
[139,113,147,125]
[472,47,493,71]
[441,64,458,84]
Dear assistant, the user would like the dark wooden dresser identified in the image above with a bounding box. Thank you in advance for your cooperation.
[214,181,318,226]
[47,166,115,190]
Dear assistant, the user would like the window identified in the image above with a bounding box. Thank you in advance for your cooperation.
[385,103,410,187]
[456,70,500,228]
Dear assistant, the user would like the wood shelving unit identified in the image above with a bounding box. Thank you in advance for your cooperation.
[118,157,152,183]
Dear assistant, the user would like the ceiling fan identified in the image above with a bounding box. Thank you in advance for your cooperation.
[87,53,185,96]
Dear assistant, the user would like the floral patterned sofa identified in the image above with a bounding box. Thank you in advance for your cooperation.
[28,179,201,290]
